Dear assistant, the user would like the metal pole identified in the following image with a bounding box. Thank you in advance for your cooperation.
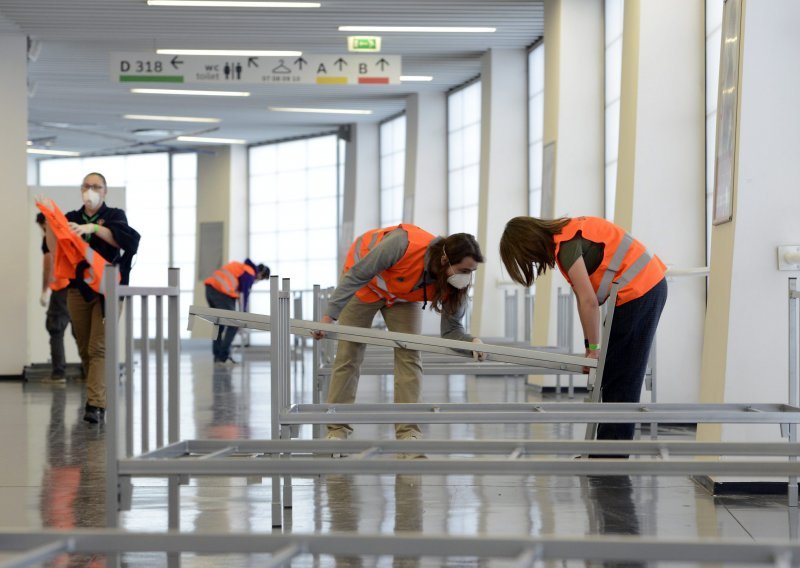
[269,275,282,526]
[125,295,134,458]
[167,268,180,444]
[156,295,165,449]
[140,296,150,454]
[312,285,322,439]
[167,268,181,537]
[789,278,798,507]
[584,282,618,441]
[104,265,121,528]
[281,278,293,510]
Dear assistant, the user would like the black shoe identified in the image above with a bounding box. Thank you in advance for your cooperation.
[83,404,106,424]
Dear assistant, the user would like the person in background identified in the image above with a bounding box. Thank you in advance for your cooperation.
[499,216,667,452]
[204,259,270,366]
[36,213,74,384]
[40,172,141,424]
[312,224,485,446]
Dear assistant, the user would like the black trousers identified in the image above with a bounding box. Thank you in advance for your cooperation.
[45,288,73,377]
[596,278,668,441]
[205,284,238,362]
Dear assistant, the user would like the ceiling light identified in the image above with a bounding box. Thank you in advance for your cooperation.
[26,140,33,146]
[148,1,320,7]
[157,48,302,57]
[131,88,250,97]
[124,114,221,123]
[269,107,373,115]
[338,25,496,33]
[400,75,433,82]
[27,148,81,157]
[177,136,246,144]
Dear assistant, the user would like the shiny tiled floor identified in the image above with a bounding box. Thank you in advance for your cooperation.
[1,345,796,566]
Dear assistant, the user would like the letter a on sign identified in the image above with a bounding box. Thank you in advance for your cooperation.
[317,63,327,74]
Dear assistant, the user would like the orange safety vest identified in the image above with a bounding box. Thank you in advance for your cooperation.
[344,224,437,306]
[204,261,255,299]
[554,217,666,306]
[49,277,70,292]
[36,200,118,295]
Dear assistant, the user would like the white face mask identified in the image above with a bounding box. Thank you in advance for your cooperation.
[83,189,101,209]
[447,272,472,290]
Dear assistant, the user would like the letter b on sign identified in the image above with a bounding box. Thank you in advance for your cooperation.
[359,63,367,74]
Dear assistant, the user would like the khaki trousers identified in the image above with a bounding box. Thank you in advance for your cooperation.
[67,289,106,408]
[326,296,422,438]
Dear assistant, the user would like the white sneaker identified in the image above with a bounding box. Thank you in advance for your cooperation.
[325,429,349,458]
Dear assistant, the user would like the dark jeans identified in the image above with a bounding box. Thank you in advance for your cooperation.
[205,284,238,362]
[597,277,668,442]
[46,288,73,377]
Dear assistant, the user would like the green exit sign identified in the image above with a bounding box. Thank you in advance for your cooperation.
[347,36,381,52]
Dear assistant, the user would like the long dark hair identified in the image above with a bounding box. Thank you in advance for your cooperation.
[426,233,484,314]
[499,216,571,287]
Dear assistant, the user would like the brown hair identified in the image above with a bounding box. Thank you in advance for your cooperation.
[426,233,484,314]
[499,216,571,287]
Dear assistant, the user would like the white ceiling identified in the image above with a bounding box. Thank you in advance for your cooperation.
[0,0,544,155]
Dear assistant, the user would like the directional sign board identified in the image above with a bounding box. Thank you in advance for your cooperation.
[111,53,401,85]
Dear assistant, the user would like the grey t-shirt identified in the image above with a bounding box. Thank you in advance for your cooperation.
[326,227,472,341]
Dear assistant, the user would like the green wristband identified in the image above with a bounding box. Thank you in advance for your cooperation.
[588,343,600,351]
[92,223,99,234]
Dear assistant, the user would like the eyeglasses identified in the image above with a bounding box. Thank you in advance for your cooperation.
[81,184,105,191]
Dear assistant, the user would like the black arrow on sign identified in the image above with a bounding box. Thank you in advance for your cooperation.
[170,55,184,69]
[247,57,259,68]
[375,58,390,71]
[333,57,348,71]
[293,57,308,70]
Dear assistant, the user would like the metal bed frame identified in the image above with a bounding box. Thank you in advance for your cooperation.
[79,267,800,562]
[2,529,800,568]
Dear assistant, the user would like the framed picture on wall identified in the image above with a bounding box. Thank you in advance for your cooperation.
[712,0,743,225]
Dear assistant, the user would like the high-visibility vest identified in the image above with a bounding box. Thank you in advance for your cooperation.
[204,262,255,299]
[36,200,118,295]
[554,216,666,306]
[49,277,70,292]
[343,224,437,306]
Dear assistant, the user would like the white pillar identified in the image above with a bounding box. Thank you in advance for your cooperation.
[404,92,447,235]
[0,33,29,376]
[470,48,528,339]
[615,0,706,403]
[193,145,248,338]
[530,0,604,388]
[698,0,800,458]
[339,123,379,270]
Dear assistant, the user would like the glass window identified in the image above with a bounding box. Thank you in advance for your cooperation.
[605,0,625,221]
[528,43,545,216]
[448,81,481,236]
[248,134,341,345]
[38,151,198,338]
[379,114,406,227]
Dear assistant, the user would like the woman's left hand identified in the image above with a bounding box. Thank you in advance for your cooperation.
[583,349,599,373]
[472,338,487,362]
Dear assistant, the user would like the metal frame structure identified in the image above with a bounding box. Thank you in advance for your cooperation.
[2,530,800,568]
[86,267,800,566]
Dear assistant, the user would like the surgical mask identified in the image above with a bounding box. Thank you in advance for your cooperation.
[447,272,472,290]
[83,189,101,209]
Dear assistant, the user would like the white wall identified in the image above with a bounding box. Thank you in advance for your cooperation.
[0,33,30,376]
[699,0,800,448]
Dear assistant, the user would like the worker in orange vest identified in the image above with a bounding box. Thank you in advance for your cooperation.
[312,224,485,446]
[500,216,668,450]
[204,259,270,366]
[38,173,140,425]
[36,213,74,384]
